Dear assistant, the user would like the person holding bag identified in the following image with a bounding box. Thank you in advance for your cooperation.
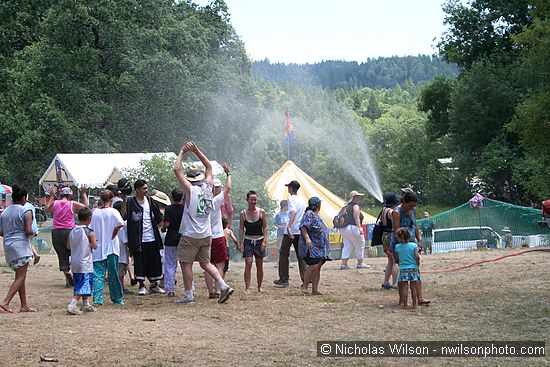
[298,197,332,295]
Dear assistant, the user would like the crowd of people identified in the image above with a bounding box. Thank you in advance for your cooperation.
[1,141,433,314]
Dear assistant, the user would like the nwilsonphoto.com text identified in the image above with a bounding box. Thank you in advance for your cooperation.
[317,341,546,358]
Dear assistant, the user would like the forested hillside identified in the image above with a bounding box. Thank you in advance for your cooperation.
[251,56,458,89]
[0,0,547,207]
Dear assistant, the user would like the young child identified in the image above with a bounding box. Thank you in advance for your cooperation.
[162,188,184,297]
[394,227,421,309]
[223,217,238,277]
[66,207,97,315]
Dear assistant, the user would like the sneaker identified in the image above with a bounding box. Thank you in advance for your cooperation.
[218,287,234,304]
[167,292,176,297]
[81,304,96,312]
[208,292,220,299]
[273,279,289,287]
[130,278,138,286]
[176,295,195,305]
[150,285,166,294]
[123,287,134,295]
[67,303,82,315]
[138,286,147,296]
[340,265,350,270]
[356,263,370,269]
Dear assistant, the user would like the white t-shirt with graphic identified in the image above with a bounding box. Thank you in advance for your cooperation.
[180,184,213,239]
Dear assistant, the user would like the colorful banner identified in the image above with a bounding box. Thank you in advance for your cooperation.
[283,108,294,144]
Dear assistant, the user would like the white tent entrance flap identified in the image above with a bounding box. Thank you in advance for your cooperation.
[39,153,177,189]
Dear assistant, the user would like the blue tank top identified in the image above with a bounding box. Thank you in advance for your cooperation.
[389,206,416,251]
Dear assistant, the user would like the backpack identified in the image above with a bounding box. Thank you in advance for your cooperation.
[333,203,353,228]
[370,208,393,247]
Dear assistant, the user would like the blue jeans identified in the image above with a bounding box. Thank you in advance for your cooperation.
[93,254,123,305]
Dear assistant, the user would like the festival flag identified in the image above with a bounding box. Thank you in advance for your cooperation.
[283,107,294,144]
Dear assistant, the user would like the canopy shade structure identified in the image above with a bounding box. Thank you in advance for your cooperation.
[0,183,12,206]
[39,153,177,189]
[0,183,12,194]
[265,161,376,228]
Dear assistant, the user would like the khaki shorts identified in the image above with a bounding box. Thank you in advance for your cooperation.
[178,236,211,263]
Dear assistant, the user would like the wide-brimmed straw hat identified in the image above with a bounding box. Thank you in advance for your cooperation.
[151,190,171,206]
[186,165,205,182]
[349,190,364,198]
[502,227,511,232]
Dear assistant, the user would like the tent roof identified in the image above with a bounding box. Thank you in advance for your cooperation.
[39,153,177,188]
[106,159,224,185]
[265,161,376,227]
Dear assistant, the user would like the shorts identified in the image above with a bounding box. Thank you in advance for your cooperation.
[398,268,421,282]
[178,236,211,263]
[8,256,33,271]
[118,262,128,278]
[211,236,229,264]
[242,238,265,259]
[52,228,71,271]
[73,272,93,296]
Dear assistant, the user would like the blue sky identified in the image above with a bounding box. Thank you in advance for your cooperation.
[194,0,450,63]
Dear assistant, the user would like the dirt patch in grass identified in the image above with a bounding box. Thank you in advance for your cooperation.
[0,248,548,366]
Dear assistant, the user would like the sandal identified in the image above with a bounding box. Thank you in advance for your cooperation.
[0,304,14,313]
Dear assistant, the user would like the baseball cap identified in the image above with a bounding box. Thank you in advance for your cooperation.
[285,180,300,190]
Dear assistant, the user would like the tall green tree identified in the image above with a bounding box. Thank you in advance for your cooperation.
[438,0,532,68]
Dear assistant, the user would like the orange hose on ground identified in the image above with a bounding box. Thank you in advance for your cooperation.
[423,248,550,273]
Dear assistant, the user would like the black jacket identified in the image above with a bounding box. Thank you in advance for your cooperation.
[124,196,163,254]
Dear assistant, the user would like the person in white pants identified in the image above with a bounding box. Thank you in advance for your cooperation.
[340,191,369,269]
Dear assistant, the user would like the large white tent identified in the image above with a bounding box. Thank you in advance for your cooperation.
[39,153,226,190]
[39,153,177,189]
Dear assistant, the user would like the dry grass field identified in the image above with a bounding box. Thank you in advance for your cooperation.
[0,246,548,367]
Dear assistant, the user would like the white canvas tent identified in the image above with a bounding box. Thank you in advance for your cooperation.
[39,153,177,189]
[106,159,225,184]
[265,161,377,228]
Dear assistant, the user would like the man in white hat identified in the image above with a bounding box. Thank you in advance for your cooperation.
[173,141,234,304]
[340,190,369,270]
